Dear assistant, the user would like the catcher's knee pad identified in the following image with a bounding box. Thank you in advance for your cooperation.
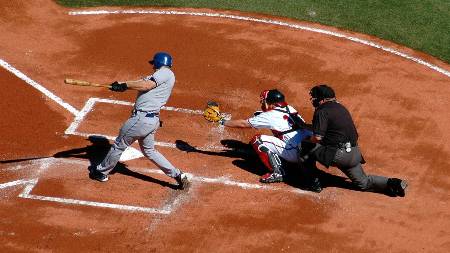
[250,134,263,150]
[250,135,284,175]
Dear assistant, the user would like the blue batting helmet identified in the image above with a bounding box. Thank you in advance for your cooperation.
[149,52,173,69]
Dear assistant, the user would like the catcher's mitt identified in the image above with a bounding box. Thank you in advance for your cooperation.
[203,101,223,123]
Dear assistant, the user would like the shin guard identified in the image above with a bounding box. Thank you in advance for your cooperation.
[250,135,285,175]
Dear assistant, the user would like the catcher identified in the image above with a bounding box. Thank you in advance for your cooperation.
[204,89,312,183]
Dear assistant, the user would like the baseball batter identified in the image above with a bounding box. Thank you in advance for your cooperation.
[207,89,312,183]
[89,52,189,190]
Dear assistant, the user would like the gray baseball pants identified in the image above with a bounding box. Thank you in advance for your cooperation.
[96,111,181,178]
[333,146,388,193]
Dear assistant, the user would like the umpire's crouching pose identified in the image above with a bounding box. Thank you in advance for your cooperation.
[300,84,407,197]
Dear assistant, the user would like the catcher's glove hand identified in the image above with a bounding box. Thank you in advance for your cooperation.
[110,81,128,92]
[203,101,224,124]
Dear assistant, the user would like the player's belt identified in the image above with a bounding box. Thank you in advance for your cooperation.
[132,109,159,118]
[144,112,159,118]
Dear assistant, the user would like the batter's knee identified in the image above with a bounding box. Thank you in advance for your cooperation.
[112,140,128,152]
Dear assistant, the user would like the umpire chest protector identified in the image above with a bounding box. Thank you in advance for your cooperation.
[312,101,359,166]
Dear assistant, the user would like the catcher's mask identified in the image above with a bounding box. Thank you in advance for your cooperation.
[309,84,336,108]
[149,52,173,69]
[260,89,286,111]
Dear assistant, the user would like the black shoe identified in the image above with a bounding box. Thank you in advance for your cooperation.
[259,172,284,183]
[397,180,408,197]
[89,170,109,182]
[175,172,190,190]
[303,177,323,193]
[388,178,408,197]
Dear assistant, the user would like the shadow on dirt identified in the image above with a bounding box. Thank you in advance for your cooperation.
[51,135,178,189]
[52,135,111,166]
[175,139,357,192]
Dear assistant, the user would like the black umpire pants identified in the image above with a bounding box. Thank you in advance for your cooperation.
[333,145,388,193]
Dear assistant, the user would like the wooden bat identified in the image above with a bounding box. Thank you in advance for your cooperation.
[64,78,111,88]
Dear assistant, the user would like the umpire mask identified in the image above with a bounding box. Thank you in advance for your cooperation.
[309,84,336,108]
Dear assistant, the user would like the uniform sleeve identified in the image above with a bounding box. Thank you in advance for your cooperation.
[143,75,154,82]
[146,69,170,87]
[248,112,273,129]
[312,109,328,137]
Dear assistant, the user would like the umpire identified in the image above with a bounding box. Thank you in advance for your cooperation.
[300,84,407,197]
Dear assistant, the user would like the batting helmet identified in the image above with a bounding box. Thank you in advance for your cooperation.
[309,84,335,107]
[149,52,173,69]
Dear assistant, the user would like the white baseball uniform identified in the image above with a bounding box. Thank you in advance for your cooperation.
[248,105,312,163]
[96,67,181,178]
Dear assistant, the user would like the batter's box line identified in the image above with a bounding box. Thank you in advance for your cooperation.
[64,158,315,196]
[0,178,174,215]
[0,158,316,216]
[21,179,172,214]
[65,97,230,152]
[0,158,180,215]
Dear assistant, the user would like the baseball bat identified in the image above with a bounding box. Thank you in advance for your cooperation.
[64,78,111,88]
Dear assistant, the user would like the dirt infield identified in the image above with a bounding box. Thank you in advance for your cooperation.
[1,0,449,252]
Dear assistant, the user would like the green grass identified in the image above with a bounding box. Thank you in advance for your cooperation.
[57,0,450,64]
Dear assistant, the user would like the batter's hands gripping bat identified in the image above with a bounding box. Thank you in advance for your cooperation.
[64,78,111,88]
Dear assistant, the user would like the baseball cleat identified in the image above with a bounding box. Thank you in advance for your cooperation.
[175,172,190,190]
[396,179,408,197]
[303,177,323,193]
[387,178,408,197]
[89,170,109,182]
[259,172,284,183]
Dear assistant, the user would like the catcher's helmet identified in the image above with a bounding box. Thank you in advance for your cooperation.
[309,84,335,107]
[149,52,173,69]
[260,89,285,104]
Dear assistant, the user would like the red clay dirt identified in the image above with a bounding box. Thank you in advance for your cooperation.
[1,0,449,252]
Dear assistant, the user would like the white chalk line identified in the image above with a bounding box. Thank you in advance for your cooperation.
[0,159,174,214]
[69,9,450,79]
[0,59,79,115]
[0,60,226,154]
[0,156,313,215]
[65,97,97,135]
[17,179,170,214]
[65,97,229,154]
[140,168,314,196]
[70,130,179,149]
[0,179,35,189]
[60,158,313,196]
[2,156,311,196]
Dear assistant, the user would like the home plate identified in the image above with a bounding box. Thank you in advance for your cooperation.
[120,146,144,161]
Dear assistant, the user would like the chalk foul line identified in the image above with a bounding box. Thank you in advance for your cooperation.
[0,59,79,115]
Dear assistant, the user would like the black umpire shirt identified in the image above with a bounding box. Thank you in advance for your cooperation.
[311,101,358,166]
